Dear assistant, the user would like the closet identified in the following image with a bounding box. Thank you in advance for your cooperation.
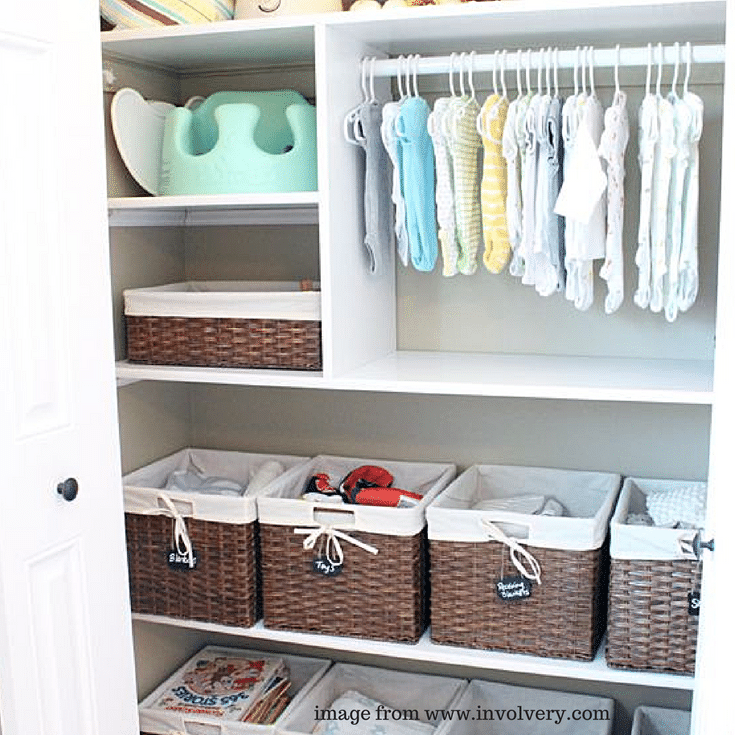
[99,2,731,734]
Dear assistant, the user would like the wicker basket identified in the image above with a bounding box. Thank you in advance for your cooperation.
[139,645,331,735]
[124,448,306,627]
[428,464,621,660]
[124,281,322,370]
[630,706,691,735]
[607,477,706,675]
[434,679,614,735]
[257,455,455,642]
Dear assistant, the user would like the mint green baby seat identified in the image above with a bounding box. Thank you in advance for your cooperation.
[159,90,317,195]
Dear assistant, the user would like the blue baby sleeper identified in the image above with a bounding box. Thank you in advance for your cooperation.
[396,97,438,272]
[159,90,317,195]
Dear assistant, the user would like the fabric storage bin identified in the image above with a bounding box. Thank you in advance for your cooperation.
[434,679,614,735]
[606,477,706,674]
[278,662,466,735]
[139,644,331,735]
[124,448,307,627]
[630,706,691,735]
[428,464,621,660]
[124,281,322,370]
[257,455,456,642]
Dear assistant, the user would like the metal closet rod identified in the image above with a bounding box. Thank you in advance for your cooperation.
[369,43,725,77]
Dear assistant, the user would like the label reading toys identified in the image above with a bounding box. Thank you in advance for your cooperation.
[688,590,701,616]
[312,555,343,577]
[496,575,533,602]
[167,547,198,570]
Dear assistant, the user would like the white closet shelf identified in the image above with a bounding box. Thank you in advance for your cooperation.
[116,353,713,403]
[101,0,725,73]
[131,614,695,691]
[101,16,319,69]
[115,361,325,388]
[336,352,714,404]
[107,193,319,227]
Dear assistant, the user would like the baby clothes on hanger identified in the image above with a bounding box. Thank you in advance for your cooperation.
[532,91,563,296]
[428,97,459,276]
[479,93,511,274]
[381,100,410,267]
[678,89,703,313]
[574,93,607,311]
[649,94,676,313]
[357,101,393,275]
[502,96,523,267]
[519,92,541,287]
[555,91,607,311]
[509,90,532,278]
[560,91,579,300]
[396,96,439,271]
[598,90,630,314]
[448,97,483,275]
[634,91,658,309]
[664,92,694,322]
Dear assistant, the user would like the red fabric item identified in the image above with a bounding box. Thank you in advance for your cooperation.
[350,486,424,507]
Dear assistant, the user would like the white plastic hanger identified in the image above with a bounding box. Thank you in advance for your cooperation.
[684,41,692,95]
[614,44,621,97]
[645,42,653,97]
[553,47,559,98]
[500,49,508,100]
[574,46,580,97]
[516,48,524,99]
[670,41,681,98]
[588,45,596,98]
[656,41,664,99]
[343,57,369,145]
[525,48,532,97]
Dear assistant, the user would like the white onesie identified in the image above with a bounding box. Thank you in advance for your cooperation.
[649,94,676,313]
[664,94,694,322]
[598,90,630,315]
[502,98,522,260]
[428,97,459,277]
[509,92,532,278]
[520,93,541,287]
[634,92,658,309]
[678,90,703,313]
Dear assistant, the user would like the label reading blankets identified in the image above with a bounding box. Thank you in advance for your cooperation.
[496,575,533,602]
[167,546,198,570]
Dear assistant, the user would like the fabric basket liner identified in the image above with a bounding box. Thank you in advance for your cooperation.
[123,281,321,321]
[278,663,466,735]
[257,455,456,537]
[138,645,331,735]
[630,706,691,735]
[427,464,620,551]
[434,679,613,735]
[611,477,707,561]
[124,447,308,525]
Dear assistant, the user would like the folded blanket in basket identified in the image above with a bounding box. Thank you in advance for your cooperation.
[646,483,707,528]
[472,494,566,516]
[313,691,434,735]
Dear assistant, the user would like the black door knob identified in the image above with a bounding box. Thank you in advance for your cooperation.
[57,477,79,502]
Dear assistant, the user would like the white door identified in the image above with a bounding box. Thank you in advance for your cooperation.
[0,2,139,734]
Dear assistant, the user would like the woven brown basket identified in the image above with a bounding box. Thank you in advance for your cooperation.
[126,513,260,627]
[606,557,701,674]
[126,316,322,370]
[260,524,428,642]
[430,539,608,660]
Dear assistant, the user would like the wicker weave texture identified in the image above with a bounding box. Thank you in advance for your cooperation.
[126,513,259,628]
[430,539,607,660]
[606,558,701,674]
[126,316,322,370]
[260,524,428,642]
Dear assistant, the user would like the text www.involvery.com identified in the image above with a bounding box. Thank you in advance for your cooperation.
[314,705,610,726]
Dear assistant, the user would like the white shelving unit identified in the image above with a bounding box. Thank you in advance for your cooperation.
[132,614,695,691]
[103,2,729,732]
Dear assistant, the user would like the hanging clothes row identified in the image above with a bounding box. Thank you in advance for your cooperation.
[348,41,709,321]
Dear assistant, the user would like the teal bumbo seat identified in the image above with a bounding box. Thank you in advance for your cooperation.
[159,90,317,195]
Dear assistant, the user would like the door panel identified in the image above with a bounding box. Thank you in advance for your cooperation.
[0,1,139,734]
